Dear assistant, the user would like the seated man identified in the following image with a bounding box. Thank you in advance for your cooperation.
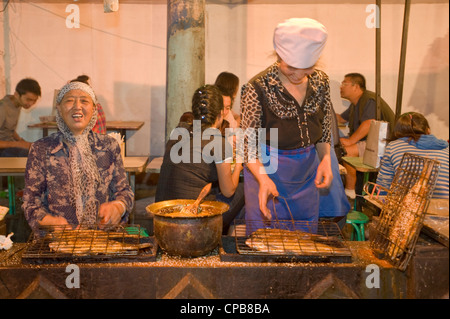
[0,78,41,157]
[336,73,394,199]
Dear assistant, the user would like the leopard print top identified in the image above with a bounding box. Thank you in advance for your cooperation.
[240,62,332,161]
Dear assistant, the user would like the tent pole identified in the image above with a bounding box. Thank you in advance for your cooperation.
[395,0,411,121]
[375,0,381,121]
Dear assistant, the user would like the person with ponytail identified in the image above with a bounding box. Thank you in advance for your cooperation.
[376,112,449,198]
[22,81,134,233]
[156,85,244,234]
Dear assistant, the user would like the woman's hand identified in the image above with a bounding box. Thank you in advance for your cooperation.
[246,161,279,220]
[98,201,126,225]
[39,215,70,227]
[315,154,333,189]
[315,143,333,189]
[258,176,279,220]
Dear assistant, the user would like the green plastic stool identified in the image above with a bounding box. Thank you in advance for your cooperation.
[346,210,369,241]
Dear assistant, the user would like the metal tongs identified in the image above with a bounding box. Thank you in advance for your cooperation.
[179,183,212,215]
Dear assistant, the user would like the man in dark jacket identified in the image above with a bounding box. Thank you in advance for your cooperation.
[336,73,394,199]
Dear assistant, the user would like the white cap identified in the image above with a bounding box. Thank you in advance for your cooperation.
[273,18,328,69]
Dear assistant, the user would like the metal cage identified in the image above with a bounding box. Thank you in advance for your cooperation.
[370,153,440,271]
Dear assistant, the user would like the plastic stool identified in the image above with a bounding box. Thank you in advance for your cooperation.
[346,210,369,241]
[7,176,15,215]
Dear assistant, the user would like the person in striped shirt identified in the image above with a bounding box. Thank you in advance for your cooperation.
[376,112,449,198]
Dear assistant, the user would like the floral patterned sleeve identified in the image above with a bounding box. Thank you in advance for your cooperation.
[315,70,332,145]
[108,139,134,222]
[239,82,263,162]
[22,142,51,232]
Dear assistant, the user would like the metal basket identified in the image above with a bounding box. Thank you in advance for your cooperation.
[370,153,440,271]
[22,224,155,263]
[233,197,352,262]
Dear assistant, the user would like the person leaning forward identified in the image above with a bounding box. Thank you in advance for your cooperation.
[336,73,394,199]
[156,85,244,234]
[0,78,41,157]
[240,18,333,235]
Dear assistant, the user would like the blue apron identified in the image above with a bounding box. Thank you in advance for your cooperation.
[244,144,320,235]
[318,147,351,218]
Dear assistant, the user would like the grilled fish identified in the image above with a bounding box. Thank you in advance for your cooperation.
[245,228,335,254]
[47,229,149,255]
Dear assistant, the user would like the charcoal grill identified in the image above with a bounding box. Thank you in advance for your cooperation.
[370,153,440,271]
[22,224,157,264]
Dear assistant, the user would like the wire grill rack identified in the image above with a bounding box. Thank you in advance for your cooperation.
[233,219,352,262]
[370,153,440,271]
[22,224,155,263]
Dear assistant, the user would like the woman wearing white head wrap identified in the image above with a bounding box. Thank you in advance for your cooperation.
[23,82,134,233]
[240,18,342,235]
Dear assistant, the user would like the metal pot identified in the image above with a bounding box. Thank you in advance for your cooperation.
[146,200,229,257]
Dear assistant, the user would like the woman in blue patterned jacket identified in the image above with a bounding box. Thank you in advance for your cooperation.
[22,82,134,233]
[376,112,449,199]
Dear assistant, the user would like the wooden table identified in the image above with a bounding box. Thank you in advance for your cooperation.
[341,157,378,174]
[0,158,28,215]
[28,121,144,155]
[145,156,163,174]
[0,156,148,215]
[364,194,449,247]
[342,157,379,210]
[123,156,149,194]
[342,156,378,187]
[0,158,27,175]
[28,121,144,138]
[144,156,340,179]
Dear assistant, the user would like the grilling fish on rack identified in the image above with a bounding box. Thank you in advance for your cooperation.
[46,229,150,255]
[245,228,335,254]
[47,228,139,240]
[387,163,432,257]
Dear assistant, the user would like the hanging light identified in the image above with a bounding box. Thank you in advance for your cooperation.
[104,0,119,13]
